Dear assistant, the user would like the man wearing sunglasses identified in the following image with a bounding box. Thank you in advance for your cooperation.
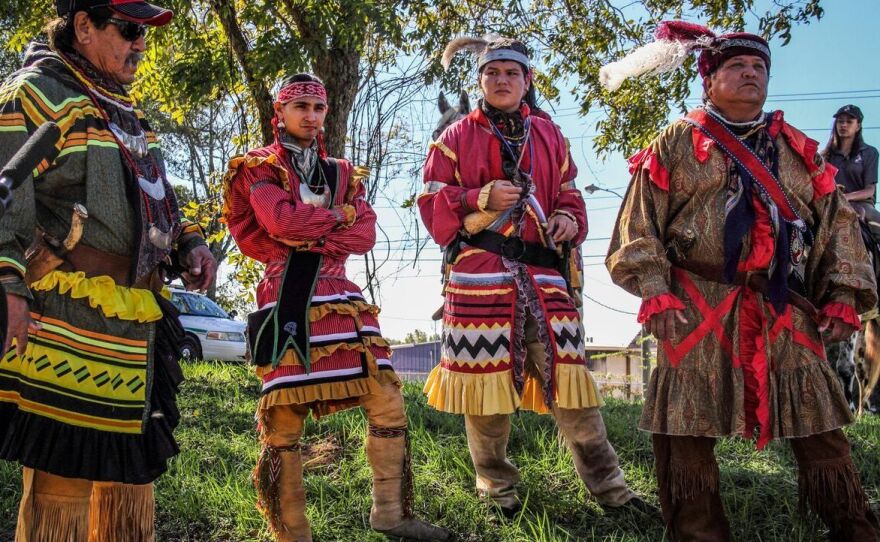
[0,1,216,540]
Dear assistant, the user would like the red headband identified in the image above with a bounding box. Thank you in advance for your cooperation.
[276,82,327,105]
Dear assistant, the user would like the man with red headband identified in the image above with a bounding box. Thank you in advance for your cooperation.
[603,21,879,541]
[222,73,449,542]
[0,1,216,540]
[419,37,650,519]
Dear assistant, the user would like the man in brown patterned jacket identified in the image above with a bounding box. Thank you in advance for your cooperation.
[602,21,879,542]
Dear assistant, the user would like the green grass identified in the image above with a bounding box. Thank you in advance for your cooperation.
[1,360,879,541]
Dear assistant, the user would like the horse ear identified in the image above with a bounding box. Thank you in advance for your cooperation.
[459,90,471,112]
[438,92,450,113]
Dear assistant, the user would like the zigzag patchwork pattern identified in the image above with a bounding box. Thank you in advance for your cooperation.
[551,317,586,360]
[442,323,511,364]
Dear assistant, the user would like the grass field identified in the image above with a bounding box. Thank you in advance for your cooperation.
[1,360,878,541]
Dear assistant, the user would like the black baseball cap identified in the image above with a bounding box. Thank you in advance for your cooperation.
[834,104,864,122]
[56,0,173,26]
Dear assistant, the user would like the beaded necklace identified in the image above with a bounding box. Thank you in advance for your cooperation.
[58,50,177,250]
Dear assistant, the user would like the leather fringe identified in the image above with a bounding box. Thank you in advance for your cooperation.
[87,482,154,542]
[16,494,90,542]
[254,444,301,533]
[403,429,414,518]
[798,458,868,519]
[669,460,721,503]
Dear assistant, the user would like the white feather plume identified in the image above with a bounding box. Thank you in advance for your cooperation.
[599,39,694,92]
[441,36,489,70]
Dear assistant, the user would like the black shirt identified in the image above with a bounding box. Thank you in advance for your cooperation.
[826,142,879,204]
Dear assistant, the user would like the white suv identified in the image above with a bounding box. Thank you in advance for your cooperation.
[168,288,247,362]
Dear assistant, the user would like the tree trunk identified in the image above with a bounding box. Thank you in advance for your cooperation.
[210,0,275,146]
[312,47,360,158]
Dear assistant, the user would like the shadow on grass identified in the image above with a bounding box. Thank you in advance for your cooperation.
[0,363,877,541]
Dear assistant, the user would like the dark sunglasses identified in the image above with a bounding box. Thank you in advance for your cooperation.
[107,18,148,41]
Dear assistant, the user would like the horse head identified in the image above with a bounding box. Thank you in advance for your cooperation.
[433,90,470,141]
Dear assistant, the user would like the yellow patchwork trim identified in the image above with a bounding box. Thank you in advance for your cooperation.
[348,166,370,202]
[444,286,514,296]
[430,140,457,162]
[525,207,548,246]
[452,247,487,265]
[30,271,162,323]
[442,357,509,368]
[221,153,291,222]
[429,140,463,186]
[560,154,570,178]
[540,286,569,297]
[310,300,380,321]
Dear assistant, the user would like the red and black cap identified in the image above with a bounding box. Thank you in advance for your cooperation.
[56,0,173,26]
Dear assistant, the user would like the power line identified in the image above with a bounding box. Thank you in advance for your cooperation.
[582,293,637,315]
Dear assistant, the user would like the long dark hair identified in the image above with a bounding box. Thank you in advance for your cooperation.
[822,117,864,159]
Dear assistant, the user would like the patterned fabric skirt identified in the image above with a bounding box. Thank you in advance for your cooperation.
[423,263,602,416]
[256,276,398,417]
[0,271,183,484]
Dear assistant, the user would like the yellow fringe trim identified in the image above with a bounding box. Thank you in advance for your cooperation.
[30,270,163,323]
[423,365,521,416]
[424,363,603,416]
[309,300,379,321]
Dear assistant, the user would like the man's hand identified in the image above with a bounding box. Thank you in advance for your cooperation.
[487,180,523,211]
[646,309,688,341]
[818,315,857,343]
[4,293,40,356]
[547,214,578,243]
[181,245,217,292]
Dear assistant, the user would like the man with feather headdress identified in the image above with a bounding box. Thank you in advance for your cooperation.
[604,21,879,541]
[419,36,651,518]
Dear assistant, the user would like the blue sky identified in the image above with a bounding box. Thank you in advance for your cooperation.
[351,0,880,344]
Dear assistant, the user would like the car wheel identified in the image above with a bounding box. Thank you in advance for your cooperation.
[179,335,202,362]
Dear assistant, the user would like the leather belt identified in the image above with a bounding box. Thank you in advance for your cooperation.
[464,230,560,269]
[59,244,163,292]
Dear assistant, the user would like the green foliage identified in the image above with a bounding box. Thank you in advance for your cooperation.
[2,0,826,158]
[0,1,827,302]
[2,362,875,541]
[416,0,825,156]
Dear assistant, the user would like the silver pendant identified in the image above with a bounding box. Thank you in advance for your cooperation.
[109,122,148,158]
[138,175,166,200]
[149,224,173,249]
[299,182,331,209]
